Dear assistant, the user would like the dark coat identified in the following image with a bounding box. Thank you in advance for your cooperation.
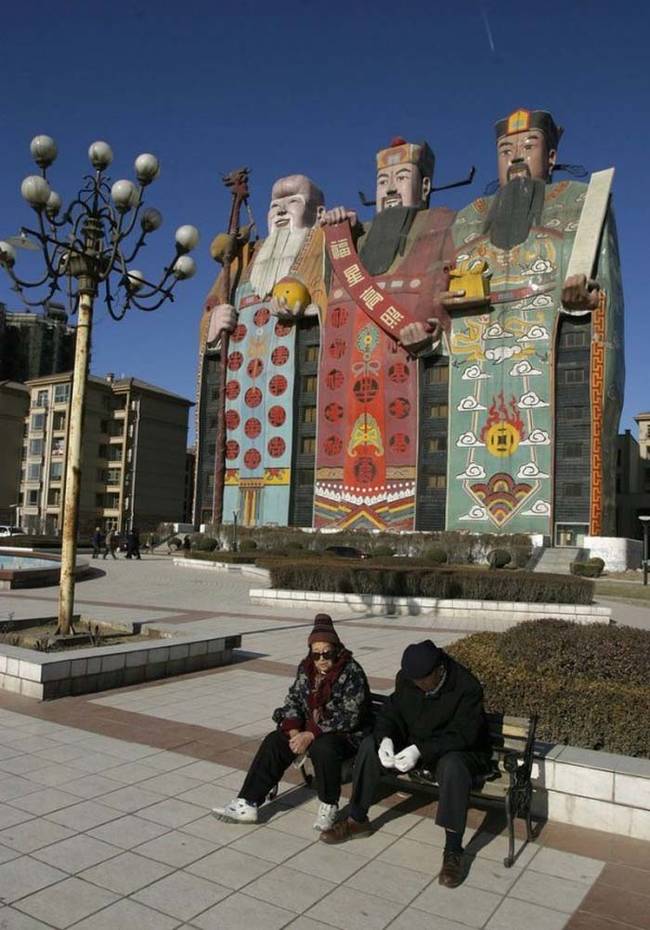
[374,654,492,768]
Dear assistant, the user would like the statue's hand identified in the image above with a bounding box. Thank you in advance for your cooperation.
[319,206,358,227]
[561,274,600,312]
[207,303,237,343]
[269,296,303,323]
[439,288,490,310]
[399,318,443,356]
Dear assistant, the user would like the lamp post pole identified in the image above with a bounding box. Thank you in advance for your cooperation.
[0,135,199,634]
[640,515,650,587]
[232,510,238,553]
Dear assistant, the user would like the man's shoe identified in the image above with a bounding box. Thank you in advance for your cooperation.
[212,797,258,823]
[320,817,373,844]
[313,802,338,832]
[439,849,464,888]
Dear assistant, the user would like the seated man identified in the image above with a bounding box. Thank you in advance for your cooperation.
[213,613,371,832]
[321,639,492,888]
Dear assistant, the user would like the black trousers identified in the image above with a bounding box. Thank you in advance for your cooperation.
[239,730,355,805]
[350,734,489,835]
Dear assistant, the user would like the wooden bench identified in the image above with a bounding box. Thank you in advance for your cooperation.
[297,691,538,868]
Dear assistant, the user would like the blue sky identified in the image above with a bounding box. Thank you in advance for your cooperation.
[1,0,649,441]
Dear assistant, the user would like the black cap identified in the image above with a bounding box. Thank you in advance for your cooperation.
[401,640,443,679]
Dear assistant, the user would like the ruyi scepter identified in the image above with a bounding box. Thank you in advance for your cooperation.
[211,167,252,524]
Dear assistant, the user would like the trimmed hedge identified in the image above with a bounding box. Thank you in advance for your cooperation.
[183,551,256,564]
[571,557,605,578]
[424,547,448,564]
[448,619,650,755]
[264,560,593,604]
[190,534,218,552]
[488,549,512,570]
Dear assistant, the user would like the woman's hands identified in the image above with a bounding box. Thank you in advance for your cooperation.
[288,730,315,755]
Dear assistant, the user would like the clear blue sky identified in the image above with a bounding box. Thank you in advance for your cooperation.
[1,0,648,442]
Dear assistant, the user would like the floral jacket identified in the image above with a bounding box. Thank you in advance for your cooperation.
[272,654,371,747]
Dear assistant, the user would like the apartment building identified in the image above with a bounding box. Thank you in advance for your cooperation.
[0,381,30,524]
[19,372,192,535]
[0,302,74,382]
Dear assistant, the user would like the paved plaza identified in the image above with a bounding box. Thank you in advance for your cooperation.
[0,556,647,929]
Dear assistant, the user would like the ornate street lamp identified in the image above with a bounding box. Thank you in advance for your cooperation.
[0,135,199,634]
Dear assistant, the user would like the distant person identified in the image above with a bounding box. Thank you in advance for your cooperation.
[126,528,141,560]
[103,528,118,560]
[182,534,191,554]
[92,526,103,559]
[213,614,371,832]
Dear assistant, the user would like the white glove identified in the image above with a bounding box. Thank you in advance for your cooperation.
[393,744,421,773]
[378,737,395,769]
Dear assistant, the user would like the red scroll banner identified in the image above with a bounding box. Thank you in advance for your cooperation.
[324,221,419,339]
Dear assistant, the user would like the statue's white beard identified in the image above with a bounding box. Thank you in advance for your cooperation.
[249,226,308,299]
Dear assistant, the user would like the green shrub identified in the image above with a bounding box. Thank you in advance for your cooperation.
[371,545,396,558]
[488,549,512,570]
[509,545,532,569]
[571,557,605,578]
[424,547,448,564]
[190,534,218,552]
[185,550,256,564]
[448,621,650,755]
[285,540,305,552]
[266,561,593,605]
[239,539,258,552]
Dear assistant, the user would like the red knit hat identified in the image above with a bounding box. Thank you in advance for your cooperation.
[307,613,341,647]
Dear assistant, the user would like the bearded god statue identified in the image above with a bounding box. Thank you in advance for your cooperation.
[444,109,624,540]
[314,138,454,530]
[202,174,327,526]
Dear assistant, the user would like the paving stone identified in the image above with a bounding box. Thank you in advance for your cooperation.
[387,909,475,930]
[132,870,231,921]
[485,897,570,930]
[137,797,206,828]
[53,774,124,800]
[0,818,76,854]
[6,788,82,817]
[244,865,335,913]
[508,869,592,913]
[22,765,86,788]
[0,855,67,903]
[0,906,55,928]
[377,836,439,875]
[12,876,118,928]
[180,813,260,844]
[66,898,181,930]
[0,807,33,831]
[138,770,206,797]
[192,892,295,929]
[0,777,43,802]
[187,846,274,888]
[79,850,174,894]
[229,828,313,864]
[345,858,431,904]
[463,856,525,895]
[283,842,368,885]
[305,885,402,930]
[96,785,167,814]
[31,834,122,873]
[46,800,121,832]
[88,814,170,849]
[410,880,502,927]
[0,842,21,865]
[134,829,218,867]
[528,846,605,884]
[99,761,161,783]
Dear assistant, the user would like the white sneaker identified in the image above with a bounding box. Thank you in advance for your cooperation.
[313,802,338,831]
[212,797,258,823]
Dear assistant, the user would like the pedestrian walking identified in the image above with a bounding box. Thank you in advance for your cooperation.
[103,528,118,560]
[91,526,103,559]
[126,528,141,560]
[182,534,191,554]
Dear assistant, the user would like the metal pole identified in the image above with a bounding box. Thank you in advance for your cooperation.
[643,524,649,587]
[57,291,93,634]
[232,510,238,552]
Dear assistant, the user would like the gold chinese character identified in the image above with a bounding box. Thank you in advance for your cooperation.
[343,264,364,287]
[330,238,352,259]
[379,305,404,330]
[360,286,383,310]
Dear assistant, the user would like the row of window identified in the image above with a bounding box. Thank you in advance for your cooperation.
[32,384,70,407]
[25,461,64,482]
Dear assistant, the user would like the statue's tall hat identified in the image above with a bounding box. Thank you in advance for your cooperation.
[495,109,563,150]
[376,137,435,180]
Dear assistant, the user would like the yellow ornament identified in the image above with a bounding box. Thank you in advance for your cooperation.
[272,276,311,313]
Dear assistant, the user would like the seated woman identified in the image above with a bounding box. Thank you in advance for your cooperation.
[213,613,371,831]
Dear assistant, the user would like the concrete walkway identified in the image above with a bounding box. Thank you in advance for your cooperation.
[0,557,647,929]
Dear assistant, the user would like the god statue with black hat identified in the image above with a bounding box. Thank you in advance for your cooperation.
[212,613,370,833]
[320,638,492,889]
[443,107,624,540]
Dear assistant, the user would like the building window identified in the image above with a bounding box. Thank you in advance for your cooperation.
[211,387,220,401]
[297,468,314,486]
[427,436,447,453]
[27,489,40,506]
[27,463,41,481]
[561,330,588,348]
[207,443,216,457]
[49,461,63,482]
[563,368,585,384]
[429,404,448,418]
[304,346,319,363]
[31,413,45,431]
[106,468,121,485]
[108,445,122,462]
[54,383,70,404]
[100,419,109,434]
[564,442,583,458]
[47,488,61,506]
[95,493,105,508]
[561,483,583,497]
[302,406,317,424]
[427,365,448,384]
[559,406,587,421]
[301,437,316,454]
[426,474,447,489]
[51,437,64,457]
[29,439,43,456]
[302,375,317,393]
[53,411,66,431]
[33,389,48,407]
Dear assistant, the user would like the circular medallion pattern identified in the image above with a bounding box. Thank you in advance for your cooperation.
[244,417,261,438]
[323,435,343,456]
[244,386,263,408]
[227,351,243,371]
[271,345,289,366]
[244,448,261,469]
[225,409,240,431]
[254,307,270,327]
[231,323,247,343]
[388,362,410,384]
[353,457,377,482]
[389,397,411,419]
[268,436,285,458]
[247,358,263,378]
[324,402,344,422]
[353,375,379,403]
[269,374,288,396]
[225,440,239,460]
[268,405,286,427]
[325,369,344,391]
[225,380,240,400]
